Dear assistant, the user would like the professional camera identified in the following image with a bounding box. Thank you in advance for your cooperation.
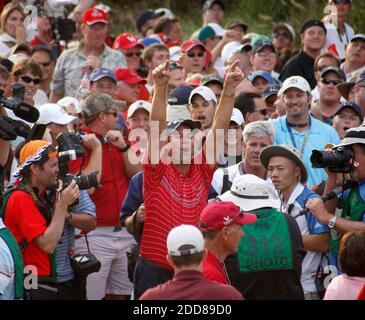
[310,146,355,173]
[56,132,99,191]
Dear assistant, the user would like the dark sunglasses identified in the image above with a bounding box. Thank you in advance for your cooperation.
[254,109,268,116]
[272,32,292,40]
[187,52,205,58]
[321,78,343,86]
[20,76,41,85]
[124,52,142,58]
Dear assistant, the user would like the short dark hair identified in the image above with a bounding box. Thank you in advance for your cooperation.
[170,251,204,268]
[314,52,340,71]
[0,65,9,80]
[234,92,261,118]
[339,231,365,277]
[31,46,53,62]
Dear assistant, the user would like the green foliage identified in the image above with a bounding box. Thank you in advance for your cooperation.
[103,0,365,40]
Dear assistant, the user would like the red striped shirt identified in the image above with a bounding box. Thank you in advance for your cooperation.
[141,151,215,269]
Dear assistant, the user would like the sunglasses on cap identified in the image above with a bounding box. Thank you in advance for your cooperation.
[186,52,205,58]
[321,78,343,86]
[20,75,41,85]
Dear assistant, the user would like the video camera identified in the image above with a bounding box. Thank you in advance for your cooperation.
[56,132,99,191]
[0,83,46,141]
[310,146,355,173]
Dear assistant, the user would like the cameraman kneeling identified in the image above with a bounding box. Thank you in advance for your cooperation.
[1,140,80,300]
[306,126,365,271]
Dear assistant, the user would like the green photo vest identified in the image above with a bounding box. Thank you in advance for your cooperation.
[238,208,294,273]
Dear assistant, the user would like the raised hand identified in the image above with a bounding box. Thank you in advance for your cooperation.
[223,60,244,93]
[152,60,170,86]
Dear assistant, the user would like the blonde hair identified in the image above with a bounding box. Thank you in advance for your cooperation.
[0,3,25,35]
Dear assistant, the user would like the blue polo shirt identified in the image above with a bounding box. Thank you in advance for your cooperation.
[270,115,340,188]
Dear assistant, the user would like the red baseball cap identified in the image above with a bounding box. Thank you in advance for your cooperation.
[82,7,108,25]
[113,33,144,50]
[199,201,257,231]
[115,68,146,85]
[181,39,207,53]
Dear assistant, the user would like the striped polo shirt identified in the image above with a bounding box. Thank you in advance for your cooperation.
[141,151,215,269]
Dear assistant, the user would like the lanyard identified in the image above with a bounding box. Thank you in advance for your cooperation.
[286,117,311,157]
[337,26,349,44]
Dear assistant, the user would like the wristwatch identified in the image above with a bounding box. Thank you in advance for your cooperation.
[65,212,73,223]
[328,215,337,229]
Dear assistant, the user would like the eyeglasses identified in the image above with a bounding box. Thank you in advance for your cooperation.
[20,76,41,85]
[321,78,343,86]
[253,109,268,116]
[124,51,142,58]
[256,51,277,58]
[38,61,52,67]
[104,111,118,117]
[272,32,292,40]
[186,52,205,58]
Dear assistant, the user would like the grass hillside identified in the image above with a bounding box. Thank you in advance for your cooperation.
[105,0,365,44]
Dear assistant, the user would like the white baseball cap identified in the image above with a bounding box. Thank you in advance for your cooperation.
[189,86,218,104]
[169,46,181,62]
[278,76,311,96]
[230,108,244,126]
[57,97,82,114]
[167,225,205,257]
[207,22,225,37]
[127,100,152,118]
[37,103,77,125]
[221,41,242,65]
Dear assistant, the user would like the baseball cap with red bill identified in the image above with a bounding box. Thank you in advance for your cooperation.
[181,39,207,53]
[113,33,144,50]
[114,68,147,85]
[82,7,108,25]
[199,201,257,232]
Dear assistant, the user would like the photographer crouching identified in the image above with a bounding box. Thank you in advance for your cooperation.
[0,140,80,299]
[306,126,365,271]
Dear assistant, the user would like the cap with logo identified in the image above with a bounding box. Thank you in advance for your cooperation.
[88,68,117,83]
[320,66,346,81]
[263,85,281,101]
[181,39,207,53]
[333,101,363,121]
[81,93,126,120]
[114,68,146,85]
[167,225,205,257]
[278,76,311,96]
[165,119,202,136]
[202,0,225,12]
[127,100,151,118]
[300,19,326,34]
[218,174,280,211]
[252,40,276,54]
[113,33,144,50]
[199,23,225,42]
[168,86,194,106]
[260,144,308,184]
[82,7,108,25]
[199,201,256,232]
[189,86,217,104]
[37,103,77,125]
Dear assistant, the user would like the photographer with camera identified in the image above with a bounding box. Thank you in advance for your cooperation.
[36,102,98,299]
[0,140,80,300]
[306,126,365,270]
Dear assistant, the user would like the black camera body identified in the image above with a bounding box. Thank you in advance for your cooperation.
[70,253,101,278]
[310,146,355,173]
[62,171,99,190]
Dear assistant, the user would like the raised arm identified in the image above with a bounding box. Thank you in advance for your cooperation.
[205,60,244,168]
[147,61,170,165]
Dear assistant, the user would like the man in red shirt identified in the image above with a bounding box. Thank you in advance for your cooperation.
[2,140,79,300]
[140,225,243,300]
[69,93,140,300]
[134,59,244,299]
[199,201,256,284]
